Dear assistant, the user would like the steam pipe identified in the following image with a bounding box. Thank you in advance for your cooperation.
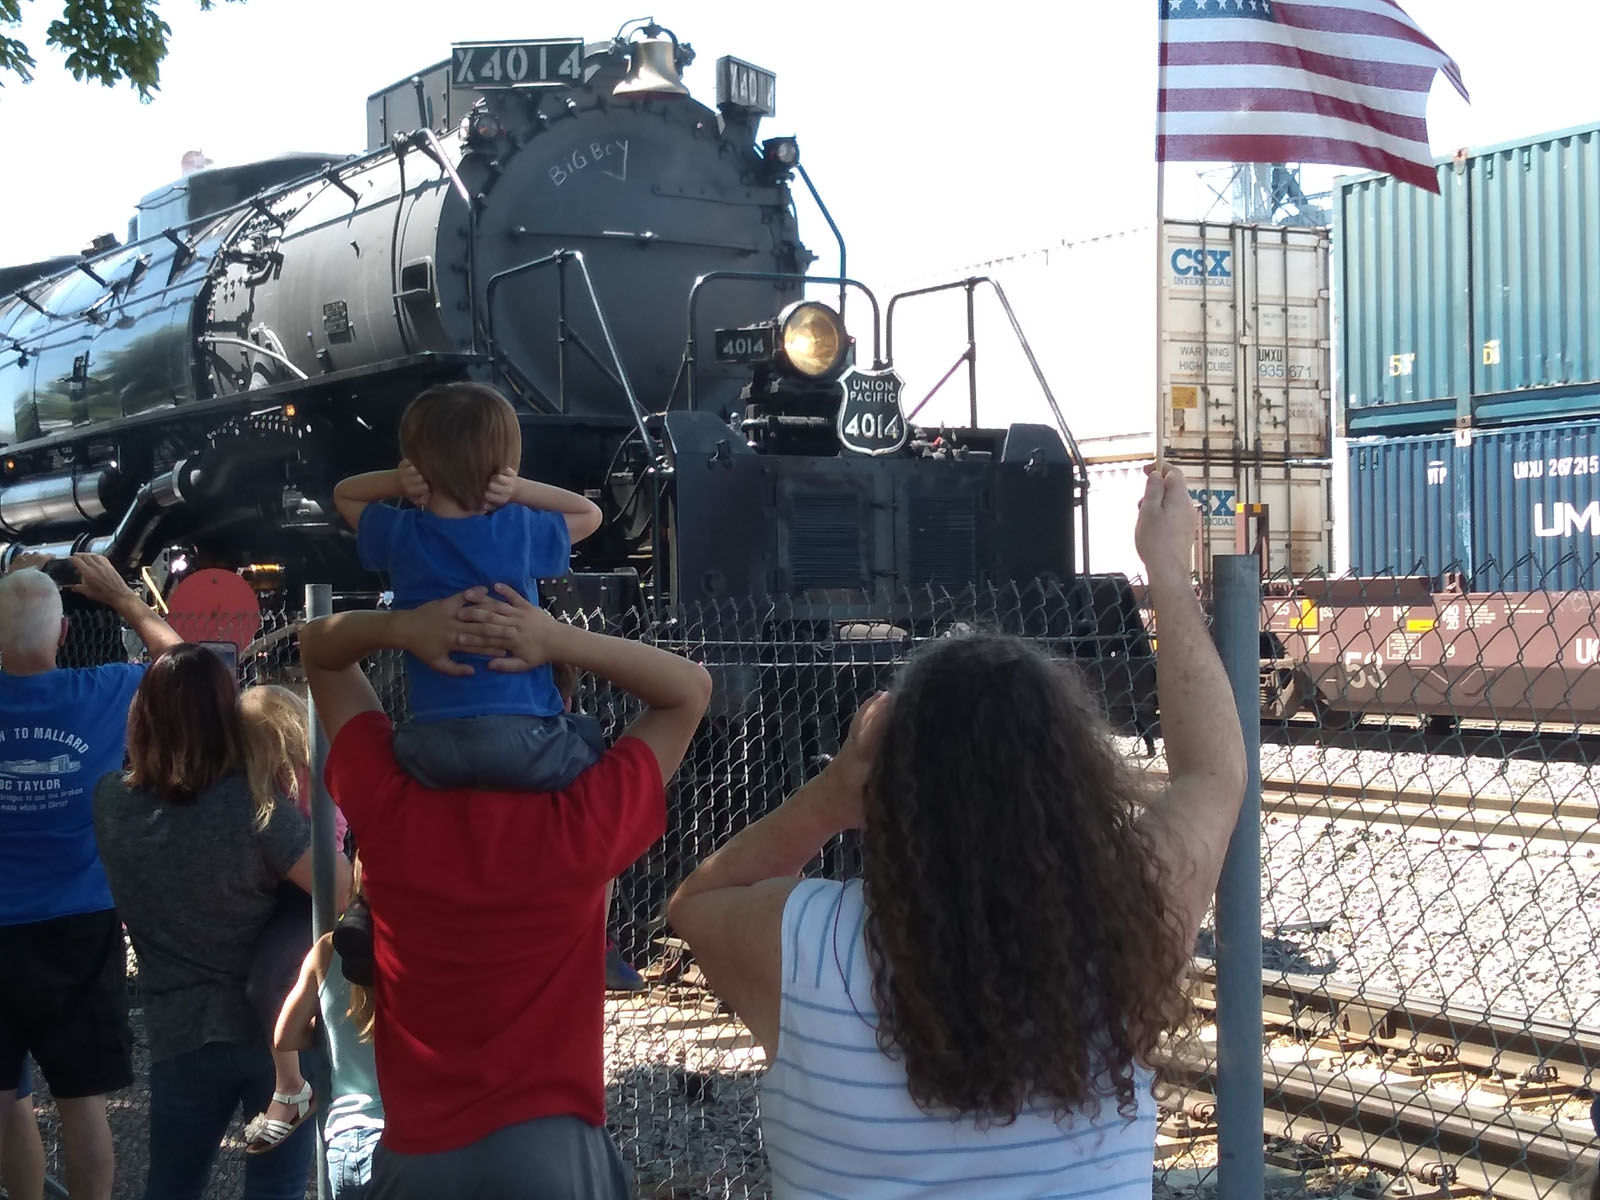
[102,461,196,567]
[197,336,309,381]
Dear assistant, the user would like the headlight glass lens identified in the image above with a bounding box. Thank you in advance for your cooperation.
[780,303,846,378]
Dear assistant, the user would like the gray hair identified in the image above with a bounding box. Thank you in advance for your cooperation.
[0,569,64,659]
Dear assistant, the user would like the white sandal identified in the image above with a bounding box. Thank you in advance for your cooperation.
[244,1081,315,1154]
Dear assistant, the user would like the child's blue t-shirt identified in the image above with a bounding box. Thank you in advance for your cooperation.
[357,503,569,722]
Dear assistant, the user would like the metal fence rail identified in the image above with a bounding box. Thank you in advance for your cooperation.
[25,570,1600,1198]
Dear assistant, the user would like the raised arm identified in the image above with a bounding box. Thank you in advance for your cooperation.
[664,693,890,1053]
[486,469,603,544]
[455,585,710,781]
[332,461,429,531]
[69,553,181,658]
[1135,464,1247,942]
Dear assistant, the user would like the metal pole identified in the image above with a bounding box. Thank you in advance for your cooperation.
[302,582,335,1200]
[964,280,979,428]
[1210,554,1263,1200]
[304,583,337,936]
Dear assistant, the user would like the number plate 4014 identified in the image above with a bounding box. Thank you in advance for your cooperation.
[452,40,584,89]
[837,367,909,457]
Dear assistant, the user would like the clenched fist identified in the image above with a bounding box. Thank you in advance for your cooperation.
[1134,463,1198,585]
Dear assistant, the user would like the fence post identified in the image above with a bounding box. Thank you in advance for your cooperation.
[304,583,337,936]
[1210,555,1263,1199]
[302,582,334,1200]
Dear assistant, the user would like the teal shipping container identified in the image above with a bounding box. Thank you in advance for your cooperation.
[1339,122,1600,437]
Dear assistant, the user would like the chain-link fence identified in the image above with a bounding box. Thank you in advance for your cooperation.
[351,580,1158,1197]
[23,570,1600,1199]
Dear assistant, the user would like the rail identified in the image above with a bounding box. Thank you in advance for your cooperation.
[1143,771,1600,848]
[482,249,656,460]
[1174,960,1600,1199]
[677,271,883,413]
[882,276,1093,575]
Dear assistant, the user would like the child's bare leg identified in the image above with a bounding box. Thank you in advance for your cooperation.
[266,1048,308,1125]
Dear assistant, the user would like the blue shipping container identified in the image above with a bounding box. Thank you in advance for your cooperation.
[1339,122,1600,437]
[1349,420,1600,590]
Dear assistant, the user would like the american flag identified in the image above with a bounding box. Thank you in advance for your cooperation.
[1158,0,1468,192]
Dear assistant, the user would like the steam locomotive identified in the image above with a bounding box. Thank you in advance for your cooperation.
[0,24,1152,725]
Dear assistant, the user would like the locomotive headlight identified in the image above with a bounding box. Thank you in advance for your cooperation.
[762,137,799,168]
[777,301,846,379]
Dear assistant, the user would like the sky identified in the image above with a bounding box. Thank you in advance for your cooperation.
[0,0,1596,284]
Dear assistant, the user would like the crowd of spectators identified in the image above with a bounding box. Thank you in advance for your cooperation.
[0,382,1247,1200]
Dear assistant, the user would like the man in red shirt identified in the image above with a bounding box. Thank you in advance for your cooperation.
[301,583,710,1199]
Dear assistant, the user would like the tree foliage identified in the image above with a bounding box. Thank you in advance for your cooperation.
[0,0,246,99]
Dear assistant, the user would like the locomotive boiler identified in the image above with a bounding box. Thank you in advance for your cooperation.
[0,23,1152,725]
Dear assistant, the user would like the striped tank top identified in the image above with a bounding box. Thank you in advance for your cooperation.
[761,879,1156,1199]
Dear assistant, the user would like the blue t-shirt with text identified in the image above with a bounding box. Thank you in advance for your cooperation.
[358,503,569,722]
[0,663,143,925]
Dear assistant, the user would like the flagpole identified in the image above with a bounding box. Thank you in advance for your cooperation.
[1154,12,1168,471]
[1154,164,1166,469]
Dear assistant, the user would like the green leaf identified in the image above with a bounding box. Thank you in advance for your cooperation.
[1,0,249,97]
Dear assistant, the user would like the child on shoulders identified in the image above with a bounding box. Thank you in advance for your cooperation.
[333,381,605,792]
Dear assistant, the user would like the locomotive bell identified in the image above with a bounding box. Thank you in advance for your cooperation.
[612,30,689,99]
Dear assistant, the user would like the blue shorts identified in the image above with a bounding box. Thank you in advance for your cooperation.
[16,1053,31,1100]
[392,713,605,792]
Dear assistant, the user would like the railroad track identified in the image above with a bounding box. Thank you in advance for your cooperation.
[1264,719,1600,766]
[612,957,1600,1199]
[1175,961,1600,1199]
[1139,771,1600,848]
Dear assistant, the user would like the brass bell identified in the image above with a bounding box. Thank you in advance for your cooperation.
[612,30,689,99]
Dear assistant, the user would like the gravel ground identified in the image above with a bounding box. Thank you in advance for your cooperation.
[24,1012,295,1199]
[1260,741,1600,1027]
[1121,738,1600,1025]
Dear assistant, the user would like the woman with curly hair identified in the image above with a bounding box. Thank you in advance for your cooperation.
[670,463,1246,1198]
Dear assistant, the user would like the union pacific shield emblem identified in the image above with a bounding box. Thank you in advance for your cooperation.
[837,367,908,456]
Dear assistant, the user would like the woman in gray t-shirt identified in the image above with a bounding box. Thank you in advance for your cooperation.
[92,644,321,1200]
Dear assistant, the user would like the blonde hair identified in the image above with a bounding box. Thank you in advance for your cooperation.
[238,685,309,828]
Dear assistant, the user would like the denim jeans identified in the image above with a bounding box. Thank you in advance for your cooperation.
[145,1041,313,1200]
[392,712,604,791]
[369,1115,630,1200]
[326,1125,381,1198]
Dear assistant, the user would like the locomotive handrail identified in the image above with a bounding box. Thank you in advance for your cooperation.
[5,146,396,345]
[408,128,472,208]
[483,249,658,461]
[792,163,847,321]
[681,272,881,412]
[89,147,393,270]
[885,276,1092,575]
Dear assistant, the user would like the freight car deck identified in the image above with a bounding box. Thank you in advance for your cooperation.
[1261,578,1600,730]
